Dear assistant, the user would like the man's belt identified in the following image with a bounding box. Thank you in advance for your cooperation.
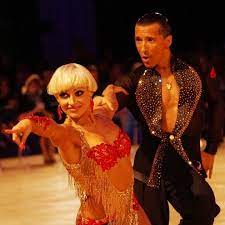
[134,170,149,184]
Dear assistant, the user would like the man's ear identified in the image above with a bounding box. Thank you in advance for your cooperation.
[165,35,172,48]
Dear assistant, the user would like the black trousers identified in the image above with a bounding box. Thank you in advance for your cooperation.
[134,169,220,225]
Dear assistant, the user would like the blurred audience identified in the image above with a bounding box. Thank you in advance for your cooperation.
[0,42,225,161]
[19,74,56,165]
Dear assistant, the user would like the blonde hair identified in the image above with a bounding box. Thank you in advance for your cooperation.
[47,63,98,95]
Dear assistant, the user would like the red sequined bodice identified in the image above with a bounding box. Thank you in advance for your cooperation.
[60,127,139,225]
[86,129,131,171]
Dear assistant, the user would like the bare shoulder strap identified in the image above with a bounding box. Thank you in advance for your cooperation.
[74,126,90,152]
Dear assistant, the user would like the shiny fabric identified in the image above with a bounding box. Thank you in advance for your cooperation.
[60,127,139,225]
[21,113,52,129]
[87,129,131,171]
[135,58,202,189]
[76,213,109,225]
[76,194,140,225]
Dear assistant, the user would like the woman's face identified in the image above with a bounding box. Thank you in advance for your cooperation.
[55,87,92,119]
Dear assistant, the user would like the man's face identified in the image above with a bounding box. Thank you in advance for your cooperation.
[135,23,171,68]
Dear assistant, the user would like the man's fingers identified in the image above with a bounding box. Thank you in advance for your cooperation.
[209,167,213,179]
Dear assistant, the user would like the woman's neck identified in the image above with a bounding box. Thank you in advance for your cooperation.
[70,110,96,130]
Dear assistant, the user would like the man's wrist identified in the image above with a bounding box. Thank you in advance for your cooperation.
[204,142,218,155]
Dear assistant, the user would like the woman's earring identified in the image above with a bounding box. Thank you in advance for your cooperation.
[57,105,63,120]
[90,99,94,112]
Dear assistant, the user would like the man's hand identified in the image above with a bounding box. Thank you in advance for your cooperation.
[201,151,215,179]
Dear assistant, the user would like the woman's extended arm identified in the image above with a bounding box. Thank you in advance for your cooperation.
[4,115,79,151]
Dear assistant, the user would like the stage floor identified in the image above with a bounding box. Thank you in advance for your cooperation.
[0,143,225,225]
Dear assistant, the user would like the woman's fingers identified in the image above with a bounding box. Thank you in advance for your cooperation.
[3,129,26,151]
[12,133,22,147]
[20,130,30,150]
[104,99,114,111]
[3,129,18,134]
[103,85,128,96]
[113,86,129,95]
[102,84,113,96]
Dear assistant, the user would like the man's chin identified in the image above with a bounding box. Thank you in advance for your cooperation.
[142,61,155,69]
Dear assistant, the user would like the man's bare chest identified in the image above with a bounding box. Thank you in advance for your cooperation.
[161,75,180,110]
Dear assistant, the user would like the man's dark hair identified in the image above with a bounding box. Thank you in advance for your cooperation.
[136,12,171,37]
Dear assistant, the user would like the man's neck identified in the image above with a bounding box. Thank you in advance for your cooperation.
[155,51,172,78]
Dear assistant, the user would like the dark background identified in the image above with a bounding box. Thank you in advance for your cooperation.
[96,1,225,60]
[0,0,225,67]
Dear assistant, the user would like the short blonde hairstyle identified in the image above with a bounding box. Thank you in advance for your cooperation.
[47,63,98,95]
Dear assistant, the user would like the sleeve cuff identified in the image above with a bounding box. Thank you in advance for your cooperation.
[204,142,219,155]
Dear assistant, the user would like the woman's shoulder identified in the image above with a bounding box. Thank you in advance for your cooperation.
[94,113,117,128]
[54,119,81,146]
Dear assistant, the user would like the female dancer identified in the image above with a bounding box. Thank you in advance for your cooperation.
[5,63,151,225]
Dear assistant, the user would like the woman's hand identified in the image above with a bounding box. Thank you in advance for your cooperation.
[103,84,128,111]
[94,85,128,112]
[3,119,32,151]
